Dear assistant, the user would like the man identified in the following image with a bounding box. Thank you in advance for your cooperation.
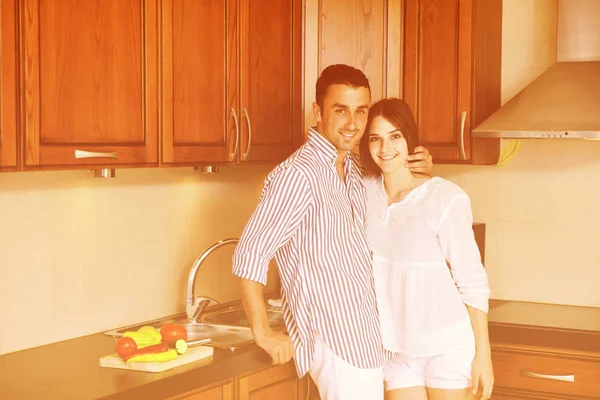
[232,64,433,399]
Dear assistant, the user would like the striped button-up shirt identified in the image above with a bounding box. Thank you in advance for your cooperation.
[233,128,386,377]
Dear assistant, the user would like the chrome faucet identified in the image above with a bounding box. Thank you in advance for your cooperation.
[186,238,239,323]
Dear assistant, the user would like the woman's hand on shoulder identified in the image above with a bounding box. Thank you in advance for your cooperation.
[406,146,433,175]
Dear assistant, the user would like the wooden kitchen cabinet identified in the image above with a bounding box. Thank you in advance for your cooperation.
[0,0,17,170]
[21,0,159,169]
[237,0,303,164]
[403,0,502,164]
[171,380,233,400]
[239,362,310,400]
[304,0,405,132]
[490,323,600,400]
[161,0,235,165]
[162,0,303,166]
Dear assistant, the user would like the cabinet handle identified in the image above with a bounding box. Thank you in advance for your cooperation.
[520,370,575,383]
[242,108,252,161]
[459,111,467,161]
[230,107,240,161]
[75,150,118,159]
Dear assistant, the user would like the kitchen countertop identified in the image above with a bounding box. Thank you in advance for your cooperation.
[0,330,274,400]
[2,299,600,400]
[487,299,600,355]
[488,299,600,332]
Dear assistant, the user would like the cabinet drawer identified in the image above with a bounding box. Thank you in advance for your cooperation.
[492,348,600,398]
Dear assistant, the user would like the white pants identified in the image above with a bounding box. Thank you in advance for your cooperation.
[308,333,384,400]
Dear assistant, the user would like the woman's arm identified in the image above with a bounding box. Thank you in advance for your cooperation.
[436,190,493,399]
[467,306,494,399]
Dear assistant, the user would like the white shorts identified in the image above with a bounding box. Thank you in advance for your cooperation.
[384,344,475,391]
[309,333,384,400]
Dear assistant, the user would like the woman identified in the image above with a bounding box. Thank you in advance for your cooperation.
[359,98,494,400]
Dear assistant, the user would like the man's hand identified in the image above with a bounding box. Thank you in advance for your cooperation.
[254,329,295,365]
[471,351,494,399]
[406,146,433,175]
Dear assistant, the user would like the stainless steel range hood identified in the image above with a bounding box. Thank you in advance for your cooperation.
[472,61,600,139]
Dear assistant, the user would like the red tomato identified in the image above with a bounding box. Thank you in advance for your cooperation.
[160,323,187,345]
[115,336,138,359]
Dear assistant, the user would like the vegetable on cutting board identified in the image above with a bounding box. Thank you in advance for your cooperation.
[137,326,162,342]
[114,323,191,363]
[160,323,187,346]
[115,338,169,362]
[127,348,178,363]
[122,326,162,348]
[175,339,188,355]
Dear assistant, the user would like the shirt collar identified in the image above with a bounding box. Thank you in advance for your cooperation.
[307,127,347,165]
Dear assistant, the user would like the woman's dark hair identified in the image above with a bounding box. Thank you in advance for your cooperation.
[359,98,420,176]
[315,64,371,109]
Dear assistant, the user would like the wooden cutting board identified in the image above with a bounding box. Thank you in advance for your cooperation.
[99,345,214,373]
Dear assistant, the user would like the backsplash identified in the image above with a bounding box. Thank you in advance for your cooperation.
[0,166,278,355]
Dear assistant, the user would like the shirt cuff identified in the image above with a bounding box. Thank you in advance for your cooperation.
[232,252,269,286]
[461,293,491,313]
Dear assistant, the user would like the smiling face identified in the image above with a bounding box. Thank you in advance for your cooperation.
[367,116,409,174]
[313,84,371,154]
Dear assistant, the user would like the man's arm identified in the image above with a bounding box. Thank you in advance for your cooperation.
[406,146,433,175]
[233,165,312,364]
[238,278,294,364]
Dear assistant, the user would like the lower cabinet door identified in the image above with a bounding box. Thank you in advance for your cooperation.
[173,381,233,400]
[492,347,600,399]
[239,362,304,400]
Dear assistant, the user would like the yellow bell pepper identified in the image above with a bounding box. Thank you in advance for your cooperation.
[122,331,160,348]
[126,349,178,363]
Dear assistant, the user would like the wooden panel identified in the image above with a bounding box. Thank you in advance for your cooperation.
[470,0,501,164]
[405,0,460,147]
[162,0,235,165]
[170,381,233,400]
[0,0,17,169]
[23,0,159,168]
[491,390,569,400]
[239,363,300,400]
[386,0,404,99]
[304,0,320,137]
[404,0,501,164]
[319,0,385,102]
[492,348,600,398]
[305,0,403,137]
[249,379,296,400]
[239,0,303,163]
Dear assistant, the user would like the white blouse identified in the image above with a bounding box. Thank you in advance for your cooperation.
[364,176,491,356]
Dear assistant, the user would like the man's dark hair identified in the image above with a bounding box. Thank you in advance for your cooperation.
[315,64,371,109]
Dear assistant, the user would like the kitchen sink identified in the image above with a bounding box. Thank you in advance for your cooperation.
[201,307,285,329]
[104,303,285,351]
[104,316,255,351]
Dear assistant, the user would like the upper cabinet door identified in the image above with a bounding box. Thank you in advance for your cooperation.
[403,0,501,164]
[162,0,237,165]
[22,0,159,169]
[238,0,303,163]
[0,0,17,170]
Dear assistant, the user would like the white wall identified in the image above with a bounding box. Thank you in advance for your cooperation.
[435,0,600,308]
[0,166,277,354]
